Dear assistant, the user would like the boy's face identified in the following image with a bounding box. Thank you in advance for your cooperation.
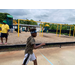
[32,32,37,37]
[3,22,6,25]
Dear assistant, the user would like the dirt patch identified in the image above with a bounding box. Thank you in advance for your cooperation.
[0,31,75,46]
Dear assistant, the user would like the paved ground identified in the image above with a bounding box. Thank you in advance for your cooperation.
[0,46,75,65]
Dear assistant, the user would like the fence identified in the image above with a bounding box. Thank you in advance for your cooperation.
[49,29,74,36]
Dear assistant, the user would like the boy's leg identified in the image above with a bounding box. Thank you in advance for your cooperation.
[22,54,30,65]
[1,33,3,43]
[33,59,37,65]
[5,37,8,43]
[30,53,37,65]
[5,34,8,43]
[1,37,3,43]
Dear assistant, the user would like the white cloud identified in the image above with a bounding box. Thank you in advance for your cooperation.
[0,9,75,24]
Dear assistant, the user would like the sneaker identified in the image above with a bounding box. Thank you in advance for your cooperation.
[5,43,7,44]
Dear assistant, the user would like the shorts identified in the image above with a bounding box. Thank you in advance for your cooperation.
[1,33,8,38]
[23,53,36,65]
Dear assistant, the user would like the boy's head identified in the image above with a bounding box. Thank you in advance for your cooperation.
[30,27,37,37]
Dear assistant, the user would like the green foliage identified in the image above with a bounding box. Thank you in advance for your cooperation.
[48,23,75,31]
[62,26,67,30]
[0,12,10,23]
[71,26,74,30]
[46,23,75,36]
[15,19,38,25]
[51,24,57,30]
[0,12,37,25]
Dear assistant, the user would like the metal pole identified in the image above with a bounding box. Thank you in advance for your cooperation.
[69,26,71,37]
[56,24,58,36]
[73,26,75,37]
[39,20,41,36]
[59,24,62,37]
[39,24,41,36]
[42,23,44,37]
[18,19,19,37]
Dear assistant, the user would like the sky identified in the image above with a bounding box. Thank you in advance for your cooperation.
[0,9,75,24]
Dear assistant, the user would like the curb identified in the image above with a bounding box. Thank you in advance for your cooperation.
[0,42,75,49]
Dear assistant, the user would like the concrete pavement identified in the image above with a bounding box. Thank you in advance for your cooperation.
[0,46,75,65]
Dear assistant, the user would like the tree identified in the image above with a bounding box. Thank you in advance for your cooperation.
[15,19,38,25]
[51,25,57,30]
[0,12,10,23]
[62,26,67,30]
[50,23,57,30]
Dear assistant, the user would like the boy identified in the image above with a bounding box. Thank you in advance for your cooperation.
[0,20,9,44]
[22,27,45,65]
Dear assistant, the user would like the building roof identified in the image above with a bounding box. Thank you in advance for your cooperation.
[13,24,40,27]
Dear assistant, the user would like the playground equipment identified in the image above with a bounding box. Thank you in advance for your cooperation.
[12,18,75,37]
[44,24,50,33]
[6,15,13,29]
[13,20,18,25]
[39,23,43,37]
[56,24,75,37]
[1,14,75,37]
[13,20,22,33]
[18,19,43,37]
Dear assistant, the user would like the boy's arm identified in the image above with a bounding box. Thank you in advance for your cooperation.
[33,43,45,49]
[0,28,2,31]
[7,30,9,35]
[7,25,9,35]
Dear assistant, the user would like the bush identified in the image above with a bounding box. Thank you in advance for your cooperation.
[62,26,67,30]
[51,25,57,30]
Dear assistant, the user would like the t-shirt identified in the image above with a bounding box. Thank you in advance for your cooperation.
[25,36,35,54]
[1,24,9,33]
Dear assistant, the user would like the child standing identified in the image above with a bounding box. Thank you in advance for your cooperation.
[0,20,9,44]
[22,27,45,65]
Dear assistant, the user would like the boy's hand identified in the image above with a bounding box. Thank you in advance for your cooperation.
[34,43,46,49]
[41,43,46,46]
[7,33,9,35]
